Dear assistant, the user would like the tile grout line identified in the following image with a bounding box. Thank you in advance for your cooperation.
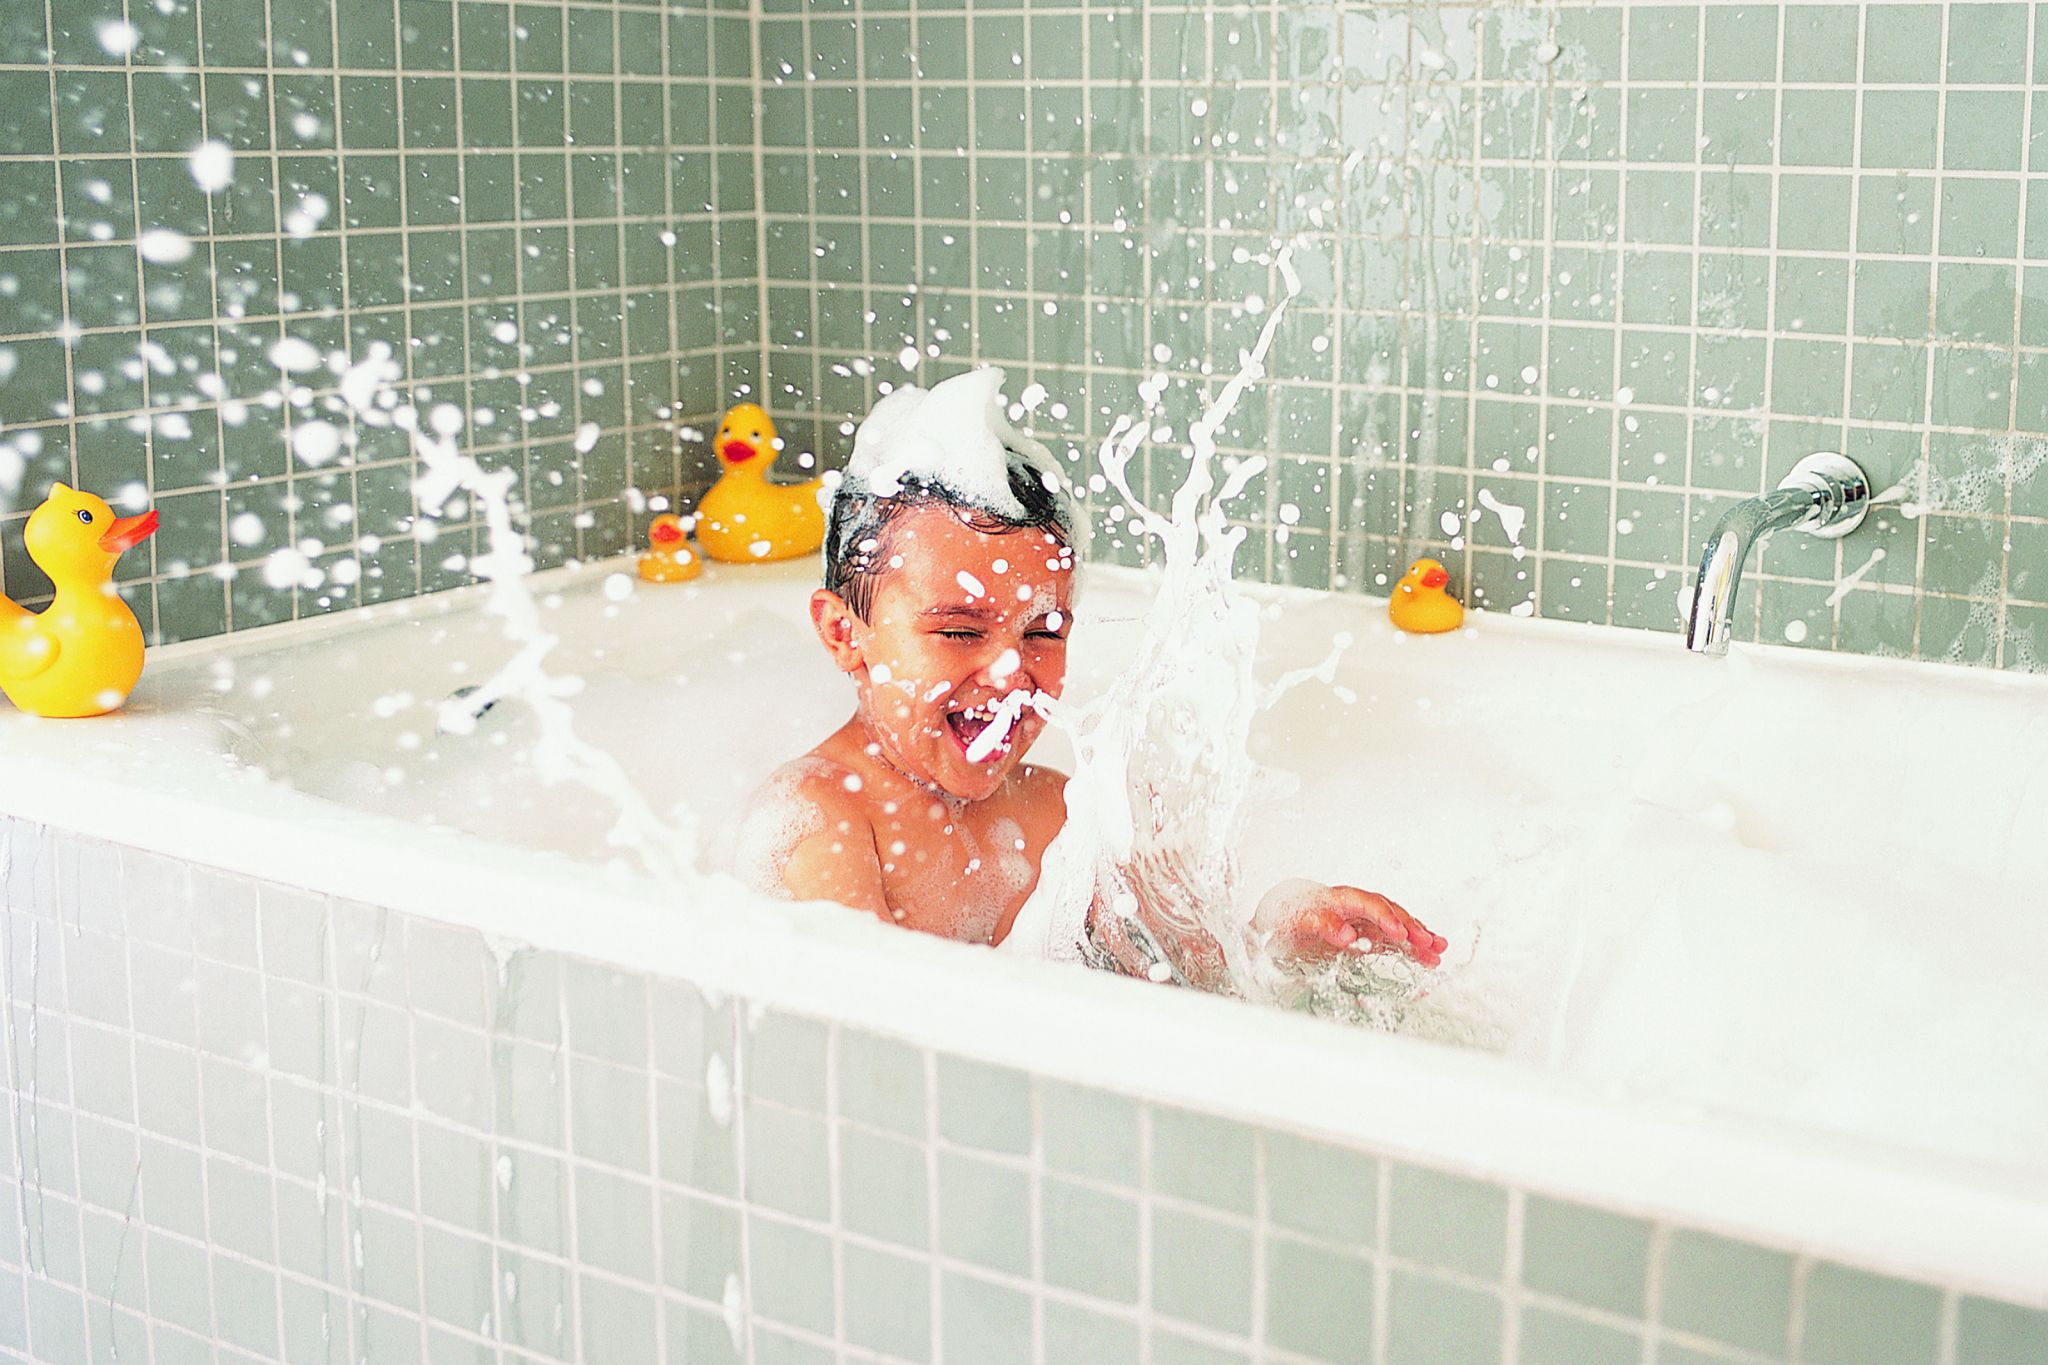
[1831,3,1873,654]
[1911,7,1954,662]
[750,0,771,428]
[1997,0,2036,667]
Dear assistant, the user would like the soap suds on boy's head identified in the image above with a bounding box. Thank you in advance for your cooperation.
[844,366,1059,516]
[824,366,1081,622]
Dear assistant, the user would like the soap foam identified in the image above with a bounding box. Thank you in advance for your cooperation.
[845,366,1059,519]
[731,758,832,898]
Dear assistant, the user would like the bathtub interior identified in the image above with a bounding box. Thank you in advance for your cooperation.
[122,556,2048,1197]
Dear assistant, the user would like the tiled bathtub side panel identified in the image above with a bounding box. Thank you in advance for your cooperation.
[3,816,2046,1365]
[0,816,748,1365]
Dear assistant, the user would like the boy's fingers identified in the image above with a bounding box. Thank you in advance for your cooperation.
[1365,890,1448,954]
[1330,886,1448,965]
[1302,907,1355,949]
[1335,887,1410,942]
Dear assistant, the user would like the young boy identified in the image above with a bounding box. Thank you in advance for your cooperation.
[734,373,1444,977]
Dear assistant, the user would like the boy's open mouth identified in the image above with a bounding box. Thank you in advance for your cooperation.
[945,703,1011,760]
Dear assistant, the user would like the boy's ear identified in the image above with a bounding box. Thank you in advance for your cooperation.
[809,589,865,672]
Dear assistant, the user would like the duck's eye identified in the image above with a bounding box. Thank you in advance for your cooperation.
[75,509,93,525]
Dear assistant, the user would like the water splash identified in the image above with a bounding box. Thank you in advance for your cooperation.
[1476,487,1528,551]
[1037,246,1304,998]
[1825,547,1888,607]
[327,341,699,886]
[1890,435,2048,520]
[1027,245,1486,1039]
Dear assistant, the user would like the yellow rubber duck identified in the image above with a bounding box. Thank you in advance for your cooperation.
[1,483,159,718]
[1389,557,1465,634]
[694,403,826,563]
[637,512,702,583]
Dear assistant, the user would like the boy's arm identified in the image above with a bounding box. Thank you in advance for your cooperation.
[1086,874,1443,989]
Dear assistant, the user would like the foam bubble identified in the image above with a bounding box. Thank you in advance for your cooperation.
[136,229,194,264]
[98,19,139,55]
[1476,488,1526,545]
[269,337,323,373]
[283,192,329,237]
[291,419,344,466]
[188,140,235,193]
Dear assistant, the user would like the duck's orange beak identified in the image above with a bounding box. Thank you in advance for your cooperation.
[721,439,758,464]
[98,509,158,555]
[1420,565,1449,589]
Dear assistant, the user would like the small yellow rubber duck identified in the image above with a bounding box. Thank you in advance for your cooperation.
[1,483,159,718]
[1389,557,1465,634]
[637,512,702,583]
[694,403,826,563]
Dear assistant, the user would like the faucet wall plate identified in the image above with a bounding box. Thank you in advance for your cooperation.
[1779,452,1871,540]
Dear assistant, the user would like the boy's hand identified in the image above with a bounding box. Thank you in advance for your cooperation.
[1255,879,1447,968]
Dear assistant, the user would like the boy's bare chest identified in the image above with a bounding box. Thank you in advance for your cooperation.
[866,794,1055,945]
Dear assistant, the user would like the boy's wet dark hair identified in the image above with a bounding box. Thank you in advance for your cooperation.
[824,454,1078,622]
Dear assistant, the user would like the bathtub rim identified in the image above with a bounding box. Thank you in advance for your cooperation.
[139,552,2048,700]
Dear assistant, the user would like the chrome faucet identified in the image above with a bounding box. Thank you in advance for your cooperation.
[1683,452,1871,655]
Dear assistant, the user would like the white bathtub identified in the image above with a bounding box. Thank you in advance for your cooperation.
[3,554,2045,1315]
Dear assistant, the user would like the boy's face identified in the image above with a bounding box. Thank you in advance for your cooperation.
[815,506,1075,802]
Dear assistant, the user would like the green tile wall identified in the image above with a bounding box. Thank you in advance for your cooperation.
[0,0,756,643]
[9,814,2047,1364]
[7,0,2048,672]
[755,0,2048,673]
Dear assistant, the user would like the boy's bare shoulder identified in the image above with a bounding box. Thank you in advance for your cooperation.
[735,754,887,911]
[737,753,864,879]
[738,755,871,850]
[757,753,866,809]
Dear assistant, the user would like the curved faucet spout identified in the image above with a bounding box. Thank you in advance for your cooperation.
[1684,487,1827,654]
[1683,453,1872,656]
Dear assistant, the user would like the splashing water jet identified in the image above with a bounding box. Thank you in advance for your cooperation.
[998,245,1500,1042]
[329,341,700,886]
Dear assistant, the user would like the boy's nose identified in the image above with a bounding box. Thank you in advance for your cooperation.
[975,646,1030,692]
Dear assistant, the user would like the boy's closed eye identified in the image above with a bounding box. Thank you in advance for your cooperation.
[931,627,1065,642]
